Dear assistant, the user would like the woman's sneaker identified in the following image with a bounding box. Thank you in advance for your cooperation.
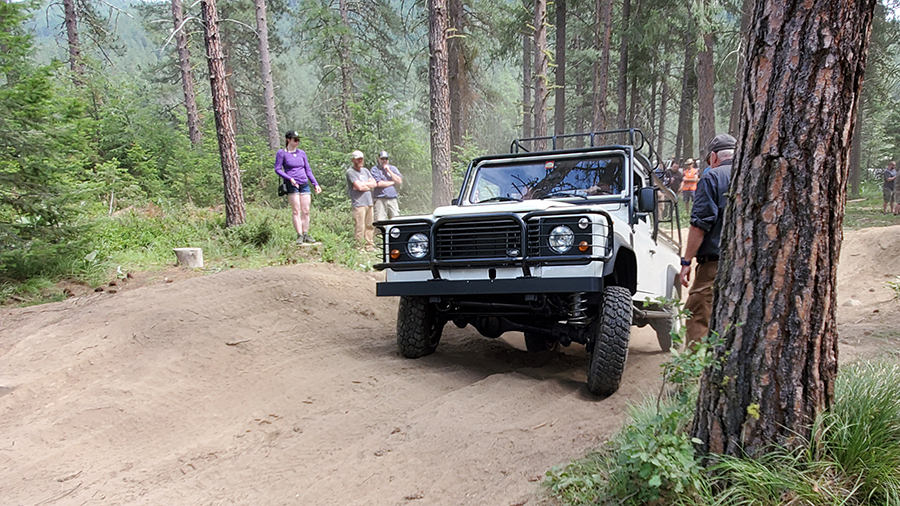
[302,233,320,244]
[295,234,305,244]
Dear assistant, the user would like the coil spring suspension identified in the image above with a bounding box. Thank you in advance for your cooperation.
[567,292,589,327]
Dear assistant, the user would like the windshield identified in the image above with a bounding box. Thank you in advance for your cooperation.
[467,154,626,204]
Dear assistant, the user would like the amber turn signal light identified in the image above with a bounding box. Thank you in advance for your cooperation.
[578,241,589,252]
[390,249,401,259]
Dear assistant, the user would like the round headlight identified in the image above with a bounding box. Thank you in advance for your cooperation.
[389,228,401,239]
[548,225,575,254]
[407,233,429,259]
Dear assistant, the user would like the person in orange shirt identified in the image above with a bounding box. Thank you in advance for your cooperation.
[682,158,699,205]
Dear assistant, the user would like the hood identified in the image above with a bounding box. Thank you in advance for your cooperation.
[432,199,576,217]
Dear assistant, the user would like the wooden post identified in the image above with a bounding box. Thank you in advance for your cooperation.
[173,248,203,268]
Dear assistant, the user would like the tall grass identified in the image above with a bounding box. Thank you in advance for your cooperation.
[546,360,900,506]
[701,361,900,506]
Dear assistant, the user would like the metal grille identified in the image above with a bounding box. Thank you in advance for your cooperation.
[527,222,541,256]
[434,219,523,260]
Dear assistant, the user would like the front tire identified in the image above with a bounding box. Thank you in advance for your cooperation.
[586,286,632,396]
[397,296,444,358]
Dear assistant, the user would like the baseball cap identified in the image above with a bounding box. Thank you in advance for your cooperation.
[705,133,737,163]
[351,150,364,159]
[285,130,300,139]
[379,151,389,159]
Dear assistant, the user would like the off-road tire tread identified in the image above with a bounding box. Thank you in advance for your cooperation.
[397,296,442,358]
[587,286,632,396]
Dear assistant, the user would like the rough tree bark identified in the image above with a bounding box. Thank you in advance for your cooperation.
[533,0,549,149]
[523,32,533,138]
[849,102,862,198]
[554,0,566,144]
[692,0,876,459]
[428,0,453,208]
[338,0,354,135]
[172,0,201,146]
[448,0,466,163]
[616,0,630,130]
[201,0,245,227]
[63,0,83,82]
[255,0,279,151]
[592,0,612,131]
[697,32,716,151]
[657,60,670,158]
[729,0,752,135]
[675,37,695,161]
[574,35,585,145]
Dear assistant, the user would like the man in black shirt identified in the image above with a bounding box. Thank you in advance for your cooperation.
[680,133,736,345]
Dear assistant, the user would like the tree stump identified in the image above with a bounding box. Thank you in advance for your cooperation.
[173,248,203,268]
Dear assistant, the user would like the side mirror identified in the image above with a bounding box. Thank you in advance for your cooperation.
[636,187,657,213]
[451,198,459,205]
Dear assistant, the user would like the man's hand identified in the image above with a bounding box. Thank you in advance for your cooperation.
[680,264,692,287]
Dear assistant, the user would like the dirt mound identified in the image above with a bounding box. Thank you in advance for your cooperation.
[0,229,897,505]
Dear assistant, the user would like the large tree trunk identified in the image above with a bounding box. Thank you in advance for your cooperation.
[554,0,566,144]
[692,0,876,459]
[255,0,279,151]
[729,0,752,135]
[675,38,695,161]
[657,60,670,159]
[697,32,716,150]
[592,0,612,131]
[533,0,549,149]
[63,0,83,82]
[523,32,533,138]
[201,0,245,227]
[448,0,465,162]
[339,0,354,135]
[616,0,630,130]
[172,0,202,146]
[428,0,453,207]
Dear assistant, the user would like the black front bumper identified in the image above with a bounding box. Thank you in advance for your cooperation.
[376,276,603,297]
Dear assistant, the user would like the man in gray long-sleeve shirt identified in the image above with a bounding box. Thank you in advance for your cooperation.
[680,133,736,346]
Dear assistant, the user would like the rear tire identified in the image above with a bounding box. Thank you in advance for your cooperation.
[524,332,559,352]
[397,296,444,358]
[586,286,632,396]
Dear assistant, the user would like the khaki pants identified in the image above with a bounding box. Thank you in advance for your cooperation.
[685,260,717,346]
[352,205,375,250]
[374,198,400,222]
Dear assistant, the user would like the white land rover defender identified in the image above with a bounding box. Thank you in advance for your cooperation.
[374,130,683,395]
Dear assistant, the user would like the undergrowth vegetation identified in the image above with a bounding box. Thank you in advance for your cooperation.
[546,323,900,506]
[0,202,382,304]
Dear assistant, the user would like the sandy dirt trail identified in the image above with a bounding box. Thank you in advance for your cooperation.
[0,263,669,506]
[1,226,898,506]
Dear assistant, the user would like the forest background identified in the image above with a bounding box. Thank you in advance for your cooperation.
[2,0,900,300]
